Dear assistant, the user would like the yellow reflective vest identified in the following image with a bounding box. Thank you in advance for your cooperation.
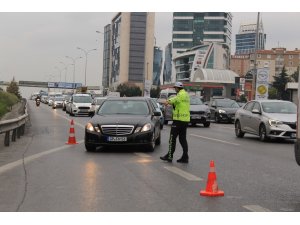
[168,89,190,122]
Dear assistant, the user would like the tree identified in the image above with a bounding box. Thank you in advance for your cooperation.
[6,77,22,99]
[116,82,142,97]
[268,87,278,99]
[291,66,299,82]
[150,86,161,98]
[272,66,290,100]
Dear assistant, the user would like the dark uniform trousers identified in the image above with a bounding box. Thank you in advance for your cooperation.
[167,120,189,159]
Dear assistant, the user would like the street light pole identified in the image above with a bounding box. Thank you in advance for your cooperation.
[59,61,67,83]
[77,47,97,86]
[66,56,82,92]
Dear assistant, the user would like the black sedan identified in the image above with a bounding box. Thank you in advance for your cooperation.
[84,97,162,152]
[208,98,240,123]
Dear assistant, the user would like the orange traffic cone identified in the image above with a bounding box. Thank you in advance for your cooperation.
[66,119,78,145]
[200,160,224,197]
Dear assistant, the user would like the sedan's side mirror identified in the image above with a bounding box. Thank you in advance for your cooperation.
[252,109,261,114]
[153,111,161,116]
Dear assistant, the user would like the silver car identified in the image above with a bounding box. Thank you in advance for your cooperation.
[234,100,297,141]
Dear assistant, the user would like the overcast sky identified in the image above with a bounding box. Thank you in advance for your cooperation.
[1,2,300,87]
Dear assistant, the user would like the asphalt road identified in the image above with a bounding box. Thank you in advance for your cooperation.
[0,100,300,212]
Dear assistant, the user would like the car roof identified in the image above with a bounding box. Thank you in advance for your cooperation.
[252,99,291,103]
[72,94,91,96]
[104,97,149,101]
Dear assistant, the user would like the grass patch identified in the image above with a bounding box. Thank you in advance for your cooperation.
[0,92,19,118]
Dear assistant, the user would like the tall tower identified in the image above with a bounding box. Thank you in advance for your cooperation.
[235,21,266,55]
[110,12,155,91]
[102,24,111,89]
[172,12,232,82]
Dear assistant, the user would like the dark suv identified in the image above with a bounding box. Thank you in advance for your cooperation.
[164,95,211,127]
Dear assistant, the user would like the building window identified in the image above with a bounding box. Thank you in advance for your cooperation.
[289,55,293,59]
[257,54,261,58]
[267,54,271,59]
[289,61,293,66]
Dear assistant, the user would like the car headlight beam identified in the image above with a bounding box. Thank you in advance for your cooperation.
[268,119,283,126]
[219,109,226,114]
[86,123,95,132]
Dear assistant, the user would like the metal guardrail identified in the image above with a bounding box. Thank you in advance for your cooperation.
[0,100,29,146]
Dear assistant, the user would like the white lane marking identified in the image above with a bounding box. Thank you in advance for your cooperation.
[190,134,240,146]
[0,140,84,175]
[134,153,152,158]
[52,110,86,129]
[243,205,272,212]
[164,166,202,181]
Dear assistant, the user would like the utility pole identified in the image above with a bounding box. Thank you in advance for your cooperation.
[251,12,260,100]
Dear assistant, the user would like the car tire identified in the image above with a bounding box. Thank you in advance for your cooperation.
[191,123,197,127]
[203,122,210,128]
[235,120,245,138]
[294,140,300,166]
[160,124,163,129]
[85,144,96,152]
[215,113,220,123]
[155,131,161,145]
[164,120,168,125]
[259,124,269,142]
[147,132,156,152]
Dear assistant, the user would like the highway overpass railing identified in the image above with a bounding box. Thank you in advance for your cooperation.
[0,100,29,146]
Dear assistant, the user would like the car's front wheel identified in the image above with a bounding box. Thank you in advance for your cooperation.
[235,120,245,138]
[147,132,156,152]
[85,143,96,152]
[259,124,269,142]
[203,121,210,127]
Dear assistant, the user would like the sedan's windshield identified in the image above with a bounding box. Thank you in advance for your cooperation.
[216,100,240,108]
[190,97,203,105]
[73,96,93,103]
[98,100,149,115]
[262,102,296,114]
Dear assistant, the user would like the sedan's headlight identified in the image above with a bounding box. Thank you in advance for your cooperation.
[135,123,152,133]
[268,119,283,126]
[86,123,100,132]
[141,123,152,132]
[86,123,95,132]
[219,109,226,114]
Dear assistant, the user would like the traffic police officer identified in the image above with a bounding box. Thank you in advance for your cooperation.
[160,82,190,163]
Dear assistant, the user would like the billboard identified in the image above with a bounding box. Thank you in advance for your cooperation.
[48,82,82,89]
[255,68,269,100]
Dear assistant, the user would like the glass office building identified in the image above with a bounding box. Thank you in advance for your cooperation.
[235,22,266,55]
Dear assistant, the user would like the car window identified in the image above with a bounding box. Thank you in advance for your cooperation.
[190,97,203,105]
[262,101,296,114]
[252,102,261,112]
[73,96,93,103]
[98,100,149,115]
[244,102,254,111]
[216,99,240,108]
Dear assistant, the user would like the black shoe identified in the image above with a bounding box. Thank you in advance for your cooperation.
[177,157,189,163]
[160,154,172,162]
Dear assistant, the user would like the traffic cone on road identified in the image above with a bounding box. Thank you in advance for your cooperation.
[66,119,78,145]
[200,160,224,197]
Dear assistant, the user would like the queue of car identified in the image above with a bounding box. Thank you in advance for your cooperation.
[32,88,297,152]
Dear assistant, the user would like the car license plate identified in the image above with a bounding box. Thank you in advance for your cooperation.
[108,136,127,142]
[291,133,296,138]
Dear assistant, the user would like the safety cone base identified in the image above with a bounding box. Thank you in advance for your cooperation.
[65,141,78,145]
[200,190,224,197]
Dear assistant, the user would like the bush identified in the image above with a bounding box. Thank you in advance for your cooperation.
[0,91,19,118]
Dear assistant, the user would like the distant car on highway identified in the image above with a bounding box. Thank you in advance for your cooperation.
[66,93,94,116]
[52,96,64,109]
[235,100,297,141]
[84,97,162,152]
